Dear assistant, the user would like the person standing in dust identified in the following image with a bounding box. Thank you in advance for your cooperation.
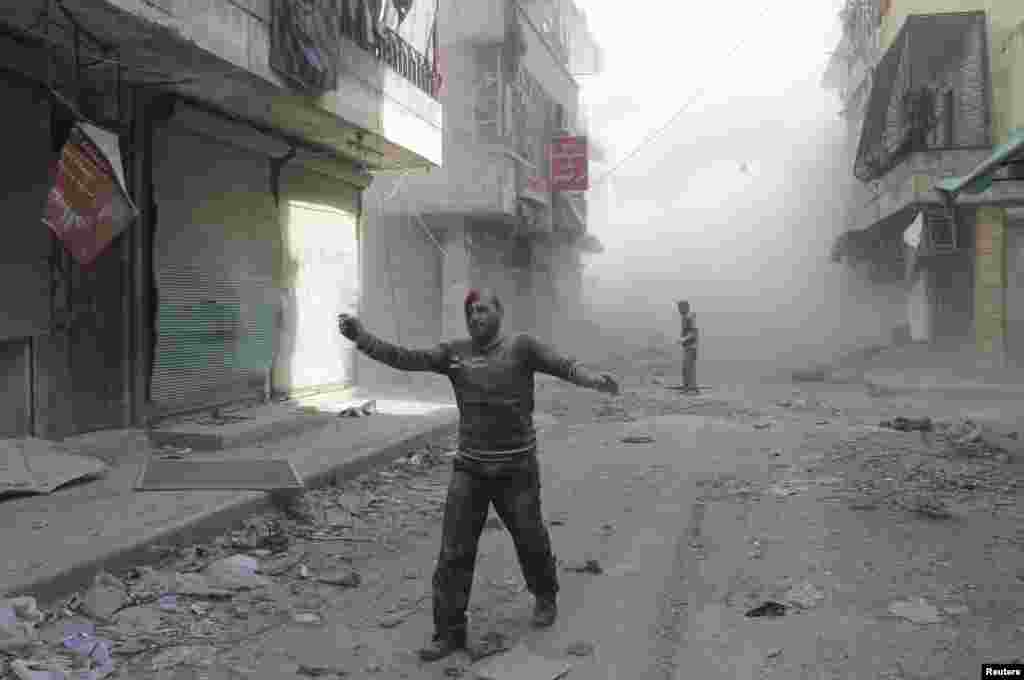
[677,300,698,392]
[337,288,620,661]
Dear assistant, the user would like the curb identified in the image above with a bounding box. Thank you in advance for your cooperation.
[5,417,457,606]
[148,412,338,451]
[864,377,1024,398]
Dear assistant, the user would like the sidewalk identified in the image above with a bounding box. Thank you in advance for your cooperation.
[802,342,1024,398]
[0,388,458,606]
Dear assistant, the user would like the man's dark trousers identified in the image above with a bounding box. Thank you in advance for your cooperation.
[432,452,559,636]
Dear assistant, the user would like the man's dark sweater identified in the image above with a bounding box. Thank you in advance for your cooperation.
[355,332,580,461]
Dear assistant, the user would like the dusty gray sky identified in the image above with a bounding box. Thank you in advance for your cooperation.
[577,0,846,275]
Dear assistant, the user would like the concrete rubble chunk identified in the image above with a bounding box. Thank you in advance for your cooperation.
[472,644,573,680]
[888,597,942,624]
[80,573,129,622]
[203,555,271,591]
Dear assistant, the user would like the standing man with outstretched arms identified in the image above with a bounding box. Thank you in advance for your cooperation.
[338,288,619,661]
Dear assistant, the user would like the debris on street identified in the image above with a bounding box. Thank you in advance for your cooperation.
[879,416,933,432]
[620,433,655,444]
[562,559,603,574]
[566,641,595,657]
[79,573,129,623]
[469,631,513,662]
[745,601,787,618]
[784,582,825,610]
[315,569,362,588]
[888,597,943,624]
[472,644,573,680]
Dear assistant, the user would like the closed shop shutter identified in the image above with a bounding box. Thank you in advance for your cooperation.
[151,106,287,412]
[0,75,54,341]
[273,163,360,397]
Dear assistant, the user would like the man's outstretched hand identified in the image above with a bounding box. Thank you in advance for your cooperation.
[338,314,363,341]
[596,372,620,396]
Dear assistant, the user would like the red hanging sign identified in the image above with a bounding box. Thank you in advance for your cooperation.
[549,135,588,191]
[43,124,136,266]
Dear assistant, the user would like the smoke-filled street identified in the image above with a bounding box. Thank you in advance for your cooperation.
[8,348,1014,680]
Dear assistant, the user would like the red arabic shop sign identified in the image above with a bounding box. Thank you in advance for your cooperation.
[549,135,588,191]
[43,124,137,266]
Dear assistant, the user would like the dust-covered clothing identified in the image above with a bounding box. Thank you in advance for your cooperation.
[432,453,558,635]
[354,332,581,461]
[353,330,574,638]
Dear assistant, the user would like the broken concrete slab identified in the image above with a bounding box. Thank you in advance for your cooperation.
[0,439,108,498]
[471,644,573,680]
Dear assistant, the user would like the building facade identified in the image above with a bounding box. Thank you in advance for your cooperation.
[358,0,602,391]
[825,0,1024,366]
[0,0,442,437]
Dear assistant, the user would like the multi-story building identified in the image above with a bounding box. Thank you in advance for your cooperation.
[358,0,602,391]
[0,1,442,437]
[825,0,1024,366]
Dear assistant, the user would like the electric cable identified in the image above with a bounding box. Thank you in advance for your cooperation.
[589,2,772,190]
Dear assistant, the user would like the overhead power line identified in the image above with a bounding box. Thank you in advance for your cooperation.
[590,3,773,190]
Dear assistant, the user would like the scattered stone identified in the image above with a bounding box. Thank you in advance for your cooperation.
[298,663,346,677]
[898,494,953,520]
[112,606,164,636]
[81,572,129,622]
[745,601,787,618]
[620,434,655,444]
[888,597,942,624]
[469,631,513,662]
[566,641,595,656]
[0,597,42,652]
[204,555,271,590]
[293,612,322,625]
[149,645,218,671]
[261,551,307,576]
[784,582,825,609]
[563,559,603,575]
[316,569,362,588]
[880,416,933,433]
[378,612,411,629]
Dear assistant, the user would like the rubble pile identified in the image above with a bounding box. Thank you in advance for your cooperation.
[1,438,456,679]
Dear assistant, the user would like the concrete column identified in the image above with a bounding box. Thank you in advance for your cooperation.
[974,206,1007,365]
[442,220,471,340]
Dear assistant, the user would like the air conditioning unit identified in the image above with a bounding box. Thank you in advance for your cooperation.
[922,204,959,253]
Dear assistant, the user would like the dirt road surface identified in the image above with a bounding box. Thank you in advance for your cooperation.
[6,352,1022,679]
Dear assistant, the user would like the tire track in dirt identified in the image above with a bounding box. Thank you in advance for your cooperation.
[645,489,709,679]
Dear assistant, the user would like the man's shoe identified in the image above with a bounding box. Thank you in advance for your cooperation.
[418,629,467,662]
[532,595,557,628]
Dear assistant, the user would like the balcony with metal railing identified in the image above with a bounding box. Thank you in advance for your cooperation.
[339,12,439,99]
[854,11,990,183]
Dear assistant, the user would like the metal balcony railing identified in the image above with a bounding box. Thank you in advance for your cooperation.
[339,14,438,98]
[854,11,990,182]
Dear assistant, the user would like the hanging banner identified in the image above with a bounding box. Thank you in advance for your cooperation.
[43,123,138,266]
[550,136,588,191]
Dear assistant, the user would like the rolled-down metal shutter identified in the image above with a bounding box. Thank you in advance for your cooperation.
[0,75,54,342]
[272,163,361,397]
[151,105,289,412]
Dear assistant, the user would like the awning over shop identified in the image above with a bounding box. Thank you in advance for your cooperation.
[830,203,920,262]
[935,127,1024,201]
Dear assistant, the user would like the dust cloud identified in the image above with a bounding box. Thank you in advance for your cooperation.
[572,114,906,382]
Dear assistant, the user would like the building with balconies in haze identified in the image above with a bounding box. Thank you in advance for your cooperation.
[358,0,603,391]
[0,1,442,436]
[825,0,1024,367]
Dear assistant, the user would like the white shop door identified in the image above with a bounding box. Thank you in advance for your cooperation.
[275,200,360,395]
